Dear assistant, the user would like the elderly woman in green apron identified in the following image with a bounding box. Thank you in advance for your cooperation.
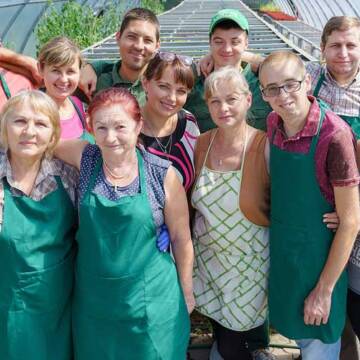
[0,90,78,359]
[191,66,272,360]
[55,87,194,360]
[259,51,360,360]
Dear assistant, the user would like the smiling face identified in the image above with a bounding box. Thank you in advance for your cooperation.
[260,57,311,123]
[116,20,160,74]
[321,28,360,82]
[207,80,251,129]
[91,104,142,158]
[40,59,80,102]
[142,65,190,119]
[210,27,248,69]
[6,101,55,161]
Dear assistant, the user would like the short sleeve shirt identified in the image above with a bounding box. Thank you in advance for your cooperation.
[266,96,360,205]
[78,144,169,231]
[92,60,146,106]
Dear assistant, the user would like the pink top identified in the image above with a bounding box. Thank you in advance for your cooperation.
[0,68,34,110]
[60,96,86,140]
[267,96,360,205]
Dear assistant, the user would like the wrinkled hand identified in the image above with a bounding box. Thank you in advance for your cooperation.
[156,224,170,252]
[185,292,195,314]
[323,212,339,231]
[79,64,97,100]
[304,285,332,326]
[198,53,214,77]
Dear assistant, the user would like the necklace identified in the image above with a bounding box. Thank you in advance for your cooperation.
[145,115,176,154]
[103,156,137,181]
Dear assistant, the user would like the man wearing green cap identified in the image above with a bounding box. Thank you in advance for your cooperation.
[185,8,272,133]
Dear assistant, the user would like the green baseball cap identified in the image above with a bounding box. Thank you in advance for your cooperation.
[209,9,250,35]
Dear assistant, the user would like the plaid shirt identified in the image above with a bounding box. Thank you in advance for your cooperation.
[0,151,78,225]
[307,62,360,117]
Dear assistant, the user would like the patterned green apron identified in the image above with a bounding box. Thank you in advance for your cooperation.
[73,149,190,360]
[0,177,76,359]
[313,71,360,139]
[192,130,269,331]
[269,106,347,343]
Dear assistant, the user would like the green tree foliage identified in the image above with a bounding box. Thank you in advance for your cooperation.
[36,0,165,53]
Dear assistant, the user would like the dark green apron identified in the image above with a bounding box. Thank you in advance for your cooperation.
[313,71,360,139]
[0,73,11,100]
[73,149,189,360]
[0,176,76,359]
[269,106,347,343]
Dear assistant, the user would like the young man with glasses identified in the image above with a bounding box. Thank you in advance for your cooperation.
[259,50,360,360]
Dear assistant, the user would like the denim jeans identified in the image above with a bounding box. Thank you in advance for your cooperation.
[296,338,341,360]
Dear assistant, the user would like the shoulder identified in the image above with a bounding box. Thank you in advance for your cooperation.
[50,157,79,187]
[70,95,85,109]
[139,146,170,170]
[180,109,200,131]
[306,62,323,80]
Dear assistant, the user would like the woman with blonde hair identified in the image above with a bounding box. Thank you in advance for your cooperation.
[191,66,271,360]
[0,90,78,360]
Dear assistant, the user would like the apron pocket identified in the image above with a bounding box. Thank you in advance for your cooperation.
[75,269,147,322]
[16,251,74,314]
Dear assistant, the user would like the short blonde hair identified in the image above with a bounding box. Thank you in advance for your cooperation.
[0,90,61,157]
[258,51,305,85]
[204,66,250,101]
[38,36,83,69]
[321,16,360,47]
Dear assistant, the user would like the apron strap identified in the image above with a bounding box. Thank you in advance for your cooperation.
[308,104,326,155]
[83,148,147,200]
[0,73,11,99]
[313,69,325,98]
[68,96,87,130]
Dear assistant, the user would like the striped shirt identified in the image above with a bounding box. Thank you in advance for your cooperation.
[307,62,360,117]
[140,109,200,192]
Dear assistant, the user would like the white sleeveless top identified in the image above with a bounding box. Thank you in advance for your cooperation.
[191,130,269,331]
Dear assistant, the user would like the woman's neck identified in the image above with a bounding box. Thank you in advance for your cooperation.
[9,154,42,195]
[141,104,177,137]
[215,120,248,146]
[46,92,73,117]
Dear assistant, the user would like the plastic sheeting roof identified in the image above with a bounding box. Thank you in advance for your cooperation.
[0,0,139,56]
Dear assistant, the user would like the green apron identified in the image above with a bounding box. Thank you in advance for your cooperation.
[269,106,347,343]
[73,149,190,360]
[0,73,11,99]
[0,176,76,359]
[313,71,360,139]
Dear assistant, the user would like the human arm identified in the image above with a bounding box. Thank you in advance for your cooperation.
[78,63,98,100]
[304,185,360,326]
[54,139,88,170]
[241,51,264,73]
[163,166,195,313]
[0,48,42,86]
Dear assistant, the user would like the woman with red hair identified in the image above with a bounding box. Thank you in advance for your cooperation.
[55,87,194,360]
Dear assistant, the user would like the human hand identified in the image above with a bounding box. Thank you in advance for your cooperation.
[323,212,339,231]
[156,224,170,252]
[198,53,214,77]
[184,292,195,314]
[303,284,332,326]
[79,63,97,100]
[26,57,43,86]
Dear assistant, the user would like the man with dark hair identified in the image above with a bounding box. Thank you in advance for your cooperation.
[185,9,271,133]
[79,7,160,105]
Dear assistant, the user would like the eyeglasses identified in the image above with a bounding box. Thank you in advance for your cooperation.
[261,79,305,97]
[156,51,193,67]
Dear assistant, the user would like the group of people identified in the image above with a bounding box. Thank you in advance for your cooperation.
[0,5,359,360]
